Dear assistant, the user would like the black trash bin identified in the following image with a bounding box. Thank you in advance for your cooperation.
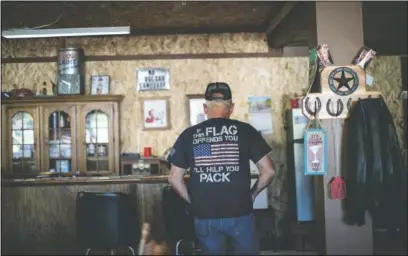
[76,191,140,255]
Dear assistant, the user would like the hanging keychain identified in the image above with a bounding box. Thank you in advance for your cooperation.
[328,119,346,200]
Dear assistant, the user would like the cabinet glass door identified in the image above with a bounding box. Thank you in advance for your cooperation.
[84,109,111,173]
[47,111,72,173]
[9,109,38,175]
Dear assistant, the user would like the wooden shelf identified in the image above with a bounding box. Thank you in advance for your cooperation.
[1,95,124,105]
[1,174,260,187]
[87,156,109,161]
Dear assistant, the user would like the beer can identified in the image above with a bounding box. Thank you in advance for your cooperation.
[316,44,334,70]
[58,48,85,75]
[352,46,376,70]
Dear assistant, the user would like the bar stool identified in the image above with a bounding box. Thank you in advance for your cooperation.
[76,191,140,255]
[162,185,198,255]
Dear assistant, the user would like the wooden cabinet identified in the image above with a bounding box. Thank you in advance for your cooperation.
[1,95,123,178]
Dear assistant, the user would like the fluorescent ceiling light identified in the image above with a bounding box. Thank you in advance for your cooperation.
[1,26,131,39]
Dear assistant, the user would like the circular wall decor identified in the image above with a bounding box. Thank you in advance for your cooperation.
[328,67,359,96]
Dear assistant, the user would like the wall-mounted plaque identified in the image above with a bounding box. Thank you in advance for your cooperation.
[91,75,110,95]
[137,67,170,91]
[304,128,328,176]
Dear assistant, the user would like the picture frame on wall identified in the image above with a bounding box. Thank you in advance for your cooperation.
[90,75,110,95]
[141,97,171,130]
[187,94,207,126]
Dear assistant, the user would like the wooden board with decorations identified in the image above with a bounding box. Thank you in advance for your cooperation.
[302,65,382,119]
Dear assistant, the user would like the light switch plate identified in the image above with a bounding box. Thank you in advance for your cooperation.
[366,74,374,86]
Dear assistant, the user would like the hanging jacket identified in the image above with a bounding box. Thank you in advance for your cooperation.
[345,97,406,232]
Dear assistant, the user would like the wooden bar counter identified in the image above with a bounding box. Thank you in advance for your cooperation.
[1,175,178,255]
[2,173,260,254]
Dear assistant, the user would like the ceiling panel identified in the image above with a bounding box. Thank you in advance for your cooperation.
[1,1,283,32]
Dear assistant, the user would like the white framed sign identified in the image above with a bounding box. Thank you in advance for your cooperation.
[137,67,170,91]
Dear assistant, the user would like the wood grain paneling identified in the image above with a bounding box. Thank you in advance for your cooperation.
[1,183,168,254]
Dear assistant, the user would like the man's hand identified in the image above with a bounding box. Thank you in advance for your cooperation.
[251,154,275,200]
[168,164,191,203]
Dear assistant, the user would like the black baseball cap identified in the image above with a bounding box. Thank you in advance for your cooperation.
[204,82,232,101]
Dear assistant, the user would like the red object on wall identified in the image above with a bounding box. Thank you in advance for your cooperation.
[291,98,298,108]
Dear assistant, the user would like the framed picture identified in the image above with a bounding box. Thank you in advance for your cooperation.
[141,97,171,130]
[36,81,54,96]
[187,94,207,126]
[91,75,110,95]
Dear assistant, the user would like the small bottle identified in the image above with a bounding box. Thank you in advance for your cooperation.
[66,116,71,128]
[60,113,66,128]
[51,112,58,129]
[88,144,95,157]
[50,112,58,140]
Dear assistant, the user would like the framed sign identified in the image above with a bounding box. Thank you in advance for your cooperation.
[304,128,328,175]
[141,97,171,130]
[187,94,207,126]
[91,75,110,95]
[137,67,170,91]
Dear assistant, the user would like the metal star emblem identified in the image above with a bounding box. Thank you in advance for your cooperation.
[333,70,354,91]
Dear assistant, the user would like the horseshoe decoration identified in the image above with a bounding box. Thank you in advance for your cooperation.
[347,98,353,112]
[305,96,322,117]
[300,64,382,119]
[326,99,344,117]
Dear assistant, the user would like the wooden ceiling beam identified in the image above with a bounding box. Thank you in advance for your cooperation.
[129,25,264,36]
[1,2,274,34]
[266,2,314,49]
[265,1,298,36]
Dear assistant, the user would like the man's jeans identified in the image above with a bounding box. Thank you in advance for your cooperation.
[193,213,259,255]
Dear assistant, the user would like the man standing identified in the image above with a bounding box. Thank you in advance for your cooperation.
[168,82,276,255]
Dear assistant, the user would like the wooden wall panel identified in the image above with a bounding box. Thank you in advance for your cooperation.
[1,33,269,58]
[1,184,167,254]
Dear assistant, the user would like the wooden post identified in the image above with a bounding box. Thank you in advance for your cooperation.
[310,2,374,255]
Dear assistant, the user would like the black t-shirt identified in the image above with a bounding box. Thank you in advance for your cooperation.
[170,118,271,219]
